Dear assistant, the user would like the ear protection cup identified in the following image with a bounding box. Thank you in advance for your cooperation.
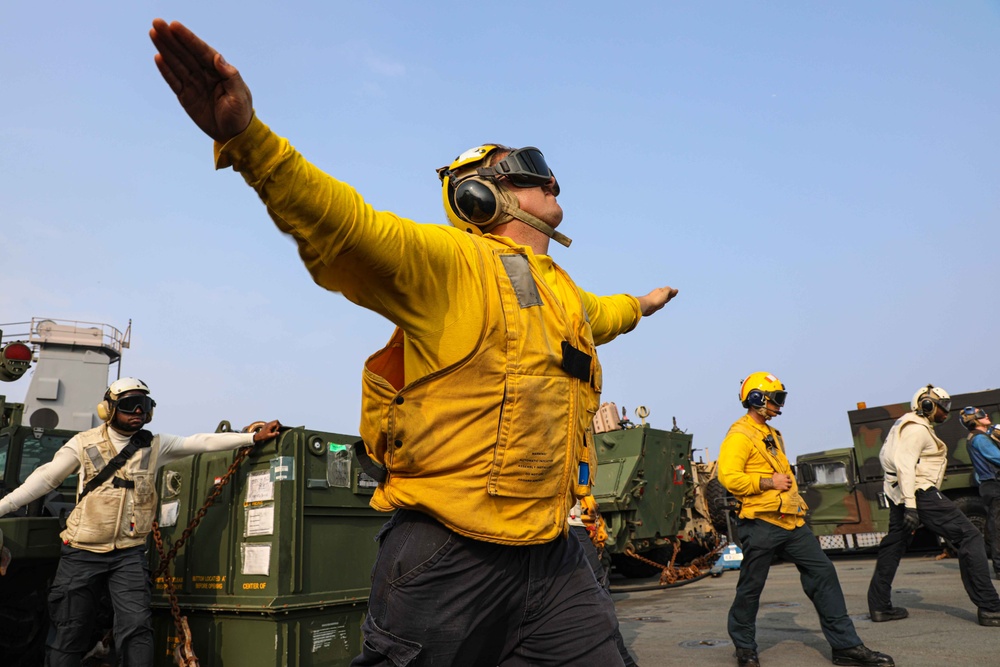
[145,407,154,424]
[743,389,765,409]
[96,399,113,422]
[450,177,504,228]
[920,396,935,415]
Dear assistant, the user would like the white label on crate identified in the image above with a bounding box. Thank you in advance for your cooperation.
[159,500,179,528]
[246,470,274,503]
[311,620,350,654]
[245,504,275,537]
[241,542,271,576]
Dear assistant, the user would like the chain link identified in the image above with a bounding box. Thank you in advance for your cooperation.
[151,443,256,666]
[624,537,724,586]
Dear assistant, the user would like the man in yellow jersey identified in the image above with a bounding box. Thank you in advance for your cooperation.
[150,19,677,667]
[718,372,893,667]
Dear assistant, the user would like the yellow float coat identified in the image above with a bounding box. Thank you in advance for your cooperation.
[216,116,643,544]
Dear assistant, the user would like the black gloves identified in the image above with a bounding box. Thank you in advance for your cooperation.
[902,508,920,532]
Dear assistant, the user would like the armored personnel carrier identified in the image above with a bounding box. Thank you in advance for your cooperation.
[591,403,719,579]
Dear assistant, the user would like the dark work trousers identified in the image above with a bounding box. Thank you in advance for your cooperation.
[46,544,152,667]
[867,489,1000,614]
[352,510,626,667]
[570,525,638,667]
[728,519,862,651]
[979,479,1000,576]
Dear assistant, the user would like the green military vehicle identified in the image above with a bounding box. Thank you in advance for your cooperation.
[591,403,717,578]
[796,388,1000,552]
[0,318,131,666]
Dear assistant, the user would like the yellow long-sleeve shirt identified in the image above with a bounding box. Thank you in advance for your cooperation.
[215,116,642,385]
[215,116,646,543]
[718,414,807,530]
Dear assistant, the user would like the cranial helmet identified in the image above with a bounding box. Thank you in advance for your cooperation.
[436,144,572,247]
[97,377,155,423]
[740,372,787,411]
[960,406,988,430]
[911,384,951,419]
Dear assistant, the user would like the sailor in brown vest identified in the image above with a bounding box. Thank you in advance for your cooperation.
[0,377,281,666]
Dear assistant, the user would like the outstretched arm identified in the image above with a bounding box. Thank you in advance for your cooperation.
[0,441,80,518]
[637,286,678,317]
[149,19,253,143]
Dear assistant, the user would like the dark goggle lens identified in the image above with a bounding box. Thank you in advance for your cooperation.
[496,148,560,195]
[117,395,155,414]
[962,407,987,419]
[769,391,787,407]
[938,400,952,413]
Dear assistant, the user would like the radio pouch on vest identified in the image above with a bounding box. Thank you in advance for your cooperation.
[353,440,387,484]
[77,429,153,503]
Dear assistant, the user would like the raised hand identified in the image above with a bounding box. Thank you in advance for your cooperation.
[149,19,253,143]
[637,286,679,317]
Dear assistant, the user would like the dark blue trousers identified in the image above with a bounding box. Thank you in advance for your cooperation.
[46,544,152,667]
[867,489,1000,613]
[729,519,862,651]
[352,510,625,667]
[979,480,1000,576]
[570,525,638,666]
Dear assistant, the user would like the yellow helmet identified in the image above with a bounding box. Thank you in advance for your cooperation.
[436,144,571,247]
[740,372,787,410]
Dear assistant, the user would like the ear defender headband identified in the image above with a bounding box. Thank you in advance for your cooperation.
[438,145,572,247]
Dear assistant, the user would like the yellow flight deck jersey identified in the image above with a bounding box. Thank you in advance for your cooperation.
[216,117,643,545]
[718,415,807,531]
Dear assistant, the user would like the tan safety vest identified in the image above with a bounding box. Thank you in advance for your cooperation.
[880,412,947,508]
[61,424,160,552]
[360,245,602,545]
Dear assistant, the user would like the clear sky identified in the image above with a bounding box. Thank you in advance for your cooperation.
[2,2,998,460]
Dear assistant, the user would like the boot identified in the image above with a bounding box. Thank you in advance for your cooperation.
[978,608,1000,626]
[734,647,760,667]
[831,644,894,666]
[868,606,908,622]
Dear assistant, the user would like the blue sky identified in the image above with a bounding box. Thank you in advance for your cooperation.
[2,2,998,459]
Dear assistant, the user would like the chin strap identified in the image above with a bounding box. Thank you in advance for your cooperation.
[495,186,572,247]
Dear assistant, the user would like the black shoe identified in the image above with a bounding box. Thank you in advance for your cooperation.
[868,606,908,622]
[734,647,760,667]
[831,644,894,666]
[978,608,1000,626]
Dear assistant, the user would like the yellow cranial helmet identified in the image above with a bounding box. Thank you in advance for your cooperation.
[436,144,571,247]
[437,144,508,234]
[740,372,787,410]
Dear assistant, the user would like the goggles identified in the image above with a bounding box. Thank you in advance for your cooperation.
[116,394,156,414]
[765,390,787,407]
[962,407,987,420]
[478,147,560,195]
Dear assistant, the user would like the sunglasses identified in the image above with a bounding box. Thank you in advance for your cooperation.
[480,147,560,195]
[962,407,988,420]
[117,394,156,414]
